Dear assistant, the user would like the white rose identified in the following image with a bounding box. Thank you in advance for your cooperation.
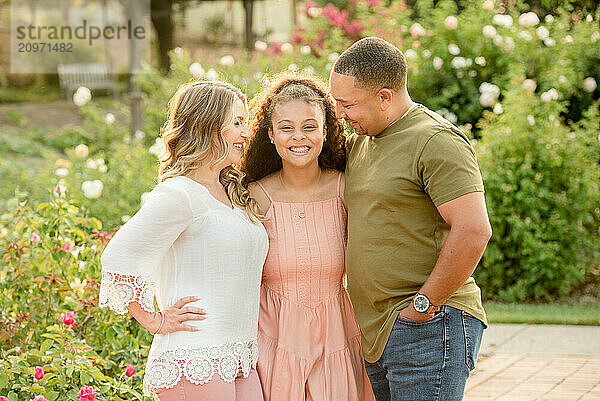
[303,65,315,74]
[536,26,549,39]
[475,56,486,66]
[519,12,540,27]
[562,35,573,43]
[134,130,146,140]
[308,7,321,17]
[288,64,298,71]
[327,52,340,62]
[254,41,268,51]
[502,36,515,52]
[522,79,537,92]
[81,180,103,199]
[55,168,69,177]
[592,32,600,43]
[492,14,513,28]
[543,37,556,47]
[410,23,426,37]
[405,49,417,60]
[121,215,131,223]
[482,0,494,10]
[281,43,293,54]
[483,25,497,38]
[422,49,431,58]
[73,87,91,106]
[493,35,503,46]
[149,137,164,157]
[558,75,568,84]
[105,113,115,125]
[451,57,467,69]
[479,82,501,98]
[85,159,95,169]
[219,55,235,66]
[583,77,597,93]
[444,16,458,30]
[189,62,204,79]
[545,15,554,23]
[300,45,312,55]
[493,103,504,114]
[519,31,533,41]
[433,57,444,70]
[540,88,558,102]
[448,43,460,55]
[446,112,457,123]
[479,92,497,107]
[527,115,535,126]
[205,68,219,81]
[74,144,89,158]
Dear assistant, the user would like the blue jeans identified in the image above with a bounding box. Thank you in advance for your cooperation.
[365,306,484,401]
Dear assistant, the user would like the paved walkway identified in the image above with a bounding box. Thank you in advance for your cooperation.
[464,324,600,400]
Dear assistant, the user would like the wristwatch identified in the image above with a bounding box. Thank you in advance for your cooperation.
[412,293,439,314]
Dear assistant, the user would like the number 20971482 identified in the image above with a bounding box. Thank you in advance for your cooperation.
[17,42,73,52]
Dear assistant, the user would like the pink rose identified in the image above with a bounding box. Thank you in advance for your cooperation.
[77,386,100,401]
[60,311,78,325]
[63,242,73,252]
[31,396,49,401]
[34,366,44,380]
[32,233,41,243]
[0,397,9,401]
[125,364,136,377]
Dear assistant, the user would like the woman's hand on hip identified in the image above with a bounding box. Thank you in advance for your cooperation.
[127,296,206,335]
[154,296,206,334]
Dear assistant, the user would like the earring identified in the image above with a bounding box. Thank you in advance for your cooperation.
[270,139,274,144]
[324,136,327,142]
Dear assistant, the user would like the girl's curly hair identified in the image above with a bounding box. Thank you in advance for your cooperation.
[240,72,346,184]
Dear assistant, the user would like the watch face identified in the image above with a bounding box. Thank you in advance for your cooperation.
[413,294,430,313]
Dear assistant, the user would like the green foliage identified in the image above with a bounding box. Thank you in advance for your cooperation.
[0,193,150,400]
[476,83,600,301]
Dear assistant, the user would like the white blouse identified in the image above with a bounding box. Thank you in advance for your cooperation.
[99,176,269,398]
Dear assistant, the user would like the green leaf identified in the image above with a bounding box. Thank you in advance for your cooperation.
[80,371,91,384]
[40,339,53,353]
[0,373,7,389]
[89,369,107,381]
[7,391,18,401]
[46,391,59,401]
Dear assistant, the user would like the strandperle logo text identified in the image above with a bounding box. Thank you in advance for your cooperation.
[15,20,146,46]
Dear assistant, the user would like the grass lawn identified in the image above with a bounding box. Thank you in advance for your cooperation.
[484,301,600,325]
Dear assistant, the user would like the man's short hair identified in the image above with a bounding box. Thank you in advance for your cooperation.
[333,37,407,91]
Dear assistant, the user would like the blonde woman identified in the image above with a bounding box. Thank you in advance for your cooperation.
[99,81,269,401]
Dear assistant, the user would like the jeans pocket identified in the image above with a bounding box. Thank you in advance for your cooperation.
[461,311,484,371]
[394,310,444,327]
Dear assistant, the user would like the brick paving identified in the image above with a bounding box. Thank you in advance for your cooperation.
[464,355,600,400]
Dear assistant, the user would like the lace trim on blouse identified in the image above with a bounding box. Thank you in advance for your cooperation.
[98,271,156,314]
[142,340,259,398]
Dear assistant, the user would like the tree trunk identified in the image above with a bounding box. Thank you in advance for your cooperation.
[242,0,254,50]
[151,0,174,74]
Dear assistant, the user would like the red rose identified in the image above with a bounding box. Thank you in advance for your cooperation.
[34,366,44,380]
[125,364,136,377]
[76,386,99,401]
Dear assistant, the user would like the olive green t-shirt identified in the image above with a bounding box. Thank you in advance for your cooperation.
[345,104,488,363]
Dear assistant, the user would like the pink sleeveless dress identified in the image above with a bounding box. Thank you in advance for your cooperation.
[256,173,375,401]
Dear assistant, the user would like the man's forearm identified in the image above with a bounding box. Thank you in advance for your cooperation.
[419,225,491,307]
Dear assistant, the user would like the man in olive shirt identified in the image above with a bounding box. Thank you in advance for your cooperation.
[330,37,492,401]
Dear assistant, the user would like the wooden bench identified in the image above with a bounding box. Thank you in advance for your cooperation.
[57,63,119,99]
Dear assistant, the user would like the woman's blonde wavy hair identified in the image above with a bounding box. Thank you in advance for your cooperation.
[158,80,263,222]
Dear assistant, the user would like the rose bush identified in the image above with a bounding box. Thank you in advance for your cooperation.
[0,193,148,400]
